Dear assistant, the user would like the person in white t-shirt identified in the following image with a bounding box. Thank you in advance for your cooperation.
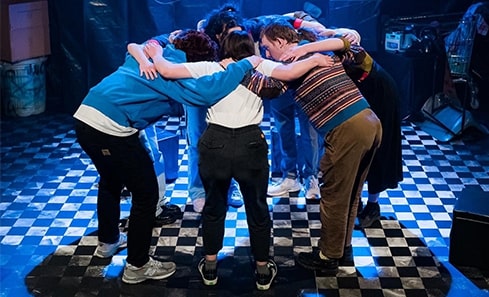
[143,29,332,291]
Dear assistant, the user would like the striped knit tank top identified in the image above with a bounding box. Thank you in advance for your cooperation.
[294,61,365,130]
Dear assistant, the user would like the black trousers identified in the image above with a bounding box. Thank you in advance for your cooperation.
[198,124,271,262]
[75,120,158,267]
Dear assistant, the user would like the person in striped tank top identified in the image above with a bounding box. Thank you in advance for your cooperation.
[279,37,404,230]
[258,19,383,274]
[142,29,332,290]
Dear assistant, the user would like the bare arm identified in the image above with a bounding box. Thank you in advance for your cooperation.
[268,53,333,81]
[329,28,361,44]
[284,14,360,44]
[127,43,148,63]
[127,41,159,80]
[279,38,346,62]
[299,20,327,32]
[144,43,264,79]
[144,42,193,79]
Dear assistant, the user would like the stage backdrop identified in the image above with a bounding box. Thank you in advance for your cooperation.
[43,0,473,114]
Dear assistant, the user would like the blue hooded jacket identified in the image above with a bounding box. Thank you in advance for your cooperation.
[79,45,253,130]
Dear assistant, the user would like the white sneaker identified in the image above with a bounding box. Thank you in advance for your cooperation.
[304,175,320,199]
[94,233,127,258]
[193,198,206,213]
[270,176,282,184]
[122,257,176,284]
[267,178,301,196]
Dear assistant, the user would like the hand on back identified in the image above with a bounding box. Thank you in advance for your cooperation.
[139,60,158,80]
[312,53,334,68]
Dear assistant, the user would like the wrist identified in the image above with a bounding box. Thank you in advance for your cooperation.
[313,56,320,66]
[243,59,254,70]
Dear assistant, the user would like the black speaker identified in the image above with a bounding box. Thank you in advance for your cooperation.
[449,186,489,270]
[326,0,381,52]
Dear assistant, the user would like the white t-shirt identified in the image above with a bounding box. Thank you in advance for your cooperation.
[183,59,281,128]
[74,105,138,136]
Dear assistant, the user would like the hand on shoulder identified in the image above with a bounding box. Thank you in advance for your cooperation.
[144,43,163,59]
[245,55,263,69]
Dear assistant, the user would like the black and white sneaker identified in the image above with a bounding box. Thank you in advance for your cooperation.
[358,202,381,228]
[198,257,218,286]
[255,259,278,291]
[297,251,339,275]
[154,203,183,226]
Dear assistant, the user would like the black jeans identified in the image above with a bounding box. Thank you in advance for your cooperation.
[75,120,158,267]
[198,124,271,262]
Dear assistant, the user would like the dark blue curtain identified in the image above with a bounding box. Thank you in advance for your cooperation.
[46,0,473,114]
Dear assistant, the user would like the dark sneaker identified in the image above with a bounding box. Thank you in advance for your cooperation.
[256,259,278,291]
[198,258,218,286]
[339,245,354,266]
[297,251,339,275]
[154,204,183,226]
[358,202,381,228]
[162,203,182,214]
[154,212,176,226]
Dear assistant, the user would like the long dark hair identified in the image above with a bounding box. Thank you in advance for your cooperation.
[219,30,255,61]
[203,9,244,44]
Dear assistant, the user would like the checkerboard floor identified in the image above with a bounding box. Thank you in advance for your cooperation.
[1,111,488,297]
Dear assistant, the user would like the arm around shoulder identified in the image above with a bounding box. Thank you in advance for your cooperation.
[268,54,333,81]
[144,43,192,79]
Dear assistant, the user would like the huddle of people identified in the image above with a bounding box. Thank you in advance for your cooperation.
[74,3,402,291]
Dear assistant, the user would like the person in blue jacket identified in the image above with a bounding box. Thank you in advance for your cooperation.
[73,29,261,284]
[138,124,182,226]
